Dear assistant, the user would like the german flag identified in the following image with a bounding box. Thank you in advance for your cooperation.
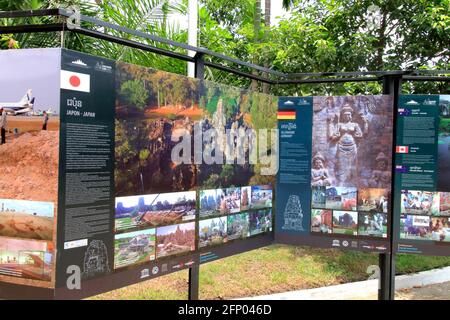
[277,110,296,120]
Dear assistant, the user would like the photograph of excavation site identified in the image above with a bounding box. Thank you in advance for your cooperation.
[0,48,60,204]
[0,48,60,285]
[0,199,54,241]
[114,191,197,233]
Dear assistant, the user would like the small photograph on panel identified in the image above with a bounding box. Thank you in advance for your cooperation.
[249,209,272,236]
[325,186,357,211]
[156,222,195,259]
[357,212,388,238]
[400,190,440,215]
[0,198,54,240]
[400,215,432,240]
[311,209,332,233]
[311,186,326,208]
[240,186,252,211]
[250,185,273,210]
[430,217,450,242]
[199,216,228,248]
[199,187,240,218]
[114,228,156,269]
[227,213,250,241]
[332,211,358,235]
[357,188,389,213]
[115,191,196,233]
[439,192,450,216]
[0,237,53,281]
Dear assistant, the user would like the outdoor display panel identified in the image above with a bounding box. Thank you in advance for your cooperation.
[393,95,450,256]
[0,48,60,290]
[0,48,276,299]
[275,95,394,253]
[3,48,446,301]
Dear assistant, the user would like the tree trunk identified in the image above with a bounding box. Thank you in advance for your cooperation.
[262,0,271,94]
[375,9,388,70]
[251,0,262,92]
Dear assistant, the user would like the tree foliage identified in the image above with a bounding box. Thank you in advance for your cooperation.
[120,79,149,109]
[1,0,449,95]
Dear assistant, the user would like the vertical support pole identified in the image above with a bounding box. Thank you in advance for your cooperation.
[187,53,204,301]
[194,53,205,80]
[188,266,200,300]
[378,74,402,300]
[187,0,198,78]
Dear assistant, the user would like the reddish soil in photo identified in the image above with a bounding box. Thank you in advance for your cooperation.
[0,212,53,240]
[145,105,204,118]
[0,130,59,203]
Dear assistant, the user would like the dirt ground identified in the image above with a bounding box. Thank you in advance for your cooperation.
[5,116,59,134]
[0,212,53,240]
[0,130,59,203]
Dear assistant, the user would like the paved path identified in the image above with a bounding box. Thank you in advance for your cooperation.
[395,281,450,300]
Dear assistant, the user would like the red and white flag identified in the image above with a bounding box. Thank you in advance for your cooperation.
[60,70,90,93]
[396,146,409,153]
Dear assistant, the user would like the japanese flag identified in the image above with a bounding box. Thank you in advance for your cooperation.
[396,146,409,154]
[61,70,90,92]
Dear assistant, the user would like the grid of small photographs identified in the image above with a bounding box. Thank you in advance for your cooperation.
[113,185,274,269]
[198,185,273,249]
[114,191,197,269]
[400,190,450,242]
[0,198,55,282]
[311,187,389,238]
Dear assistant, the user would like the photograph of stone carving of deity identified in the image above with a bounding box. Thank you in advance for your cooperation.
[325,186,357,211]
[311,95,393,189]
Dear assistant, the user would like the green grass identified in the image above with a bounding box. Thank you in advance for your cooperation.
[92,244,450,300]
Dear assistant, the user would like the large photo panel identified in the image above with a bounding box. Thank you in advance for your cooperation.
[276,95,394,253]
[394,95,450,256]
[196,81,277,264]
[0,48,60,287]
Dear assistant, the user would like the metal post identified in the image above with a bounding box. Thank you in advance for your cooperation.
[188,265,200,300]
[378,74,402,300]
[194,53,205,80]
[187,53,205,301]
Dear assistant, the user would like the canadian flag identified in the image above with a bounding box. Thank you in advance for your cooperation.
[60,70,90,93]
[396,146,409,153]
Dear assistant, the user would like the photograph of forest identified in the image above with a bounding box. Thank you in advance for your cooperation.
[115,63,278,198]
[115,62,201,196]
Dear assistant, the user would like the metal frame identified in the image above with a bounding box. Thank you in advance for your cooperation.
[1,9,449,301]
[1,9,449,84]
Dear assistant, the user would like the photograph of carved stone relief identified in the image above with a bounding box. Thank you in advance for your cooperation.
[311,95,393,189]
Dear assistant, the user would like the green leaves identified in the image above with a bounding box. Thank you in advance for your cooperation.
[2,0,448,96]
[120,79,149,109]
